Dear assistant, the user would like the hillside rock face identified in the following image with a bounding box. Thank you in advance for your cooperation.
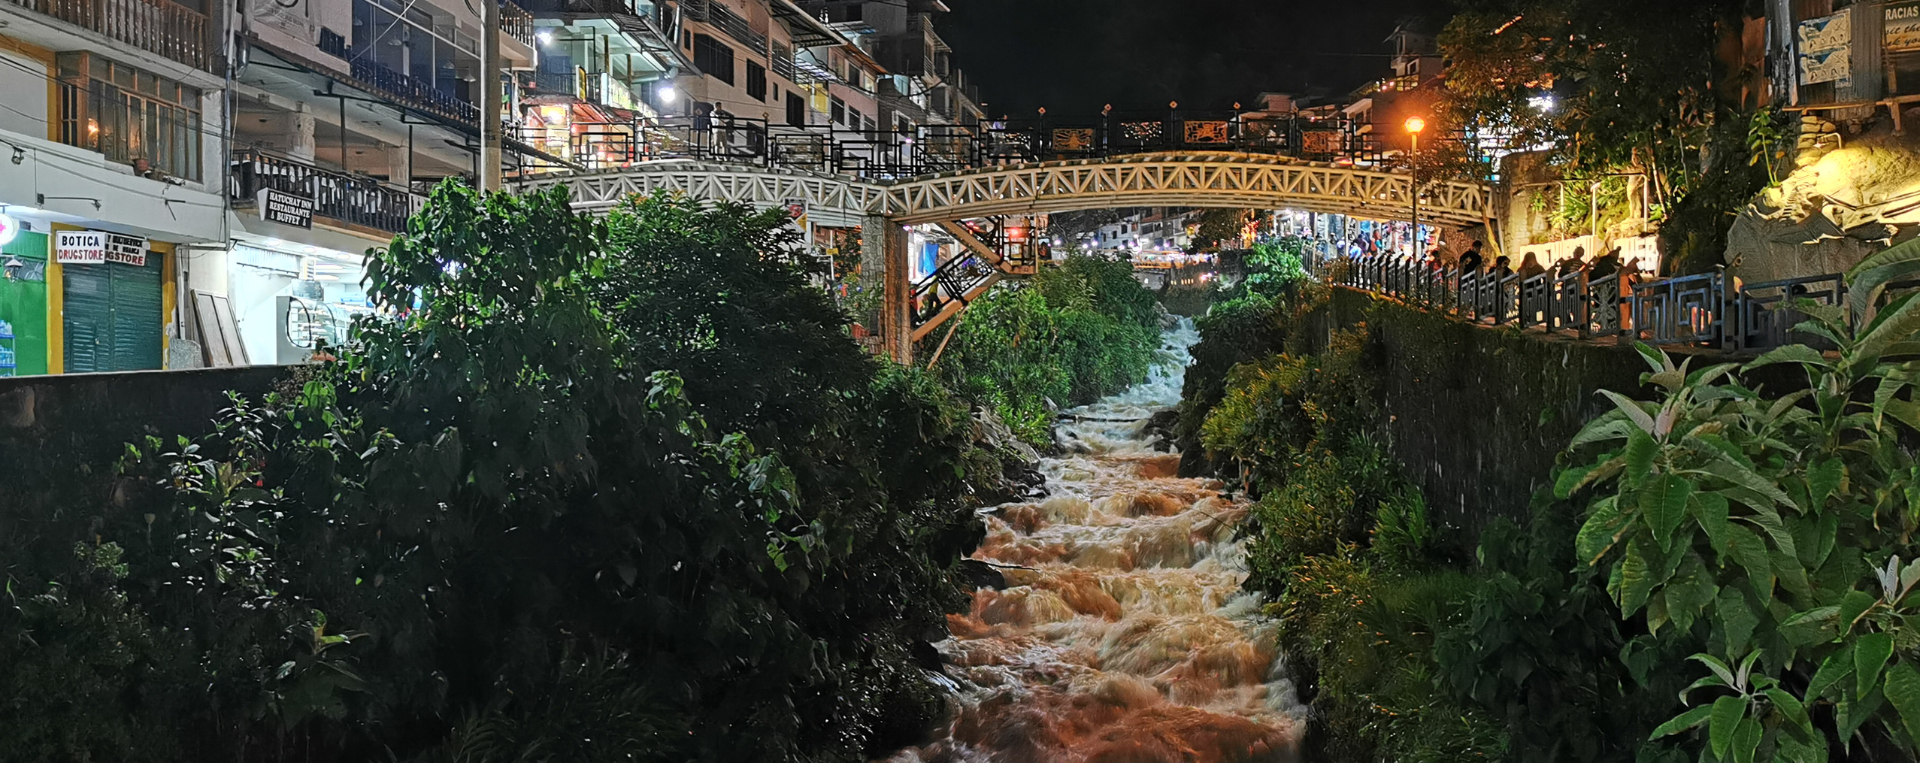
[1726,117,1920,284]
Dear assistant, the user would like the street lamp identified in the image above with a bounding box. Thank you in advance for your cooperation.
[1404,116,1427,256]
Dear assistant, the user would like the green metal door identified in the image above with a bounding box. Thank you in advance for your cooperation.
[62,255,163,373]
[109,256,163,370]
[63,262,111,373]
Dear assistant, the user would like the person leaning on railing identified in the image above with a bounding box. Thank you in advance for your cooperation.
[1458,240,1485,275]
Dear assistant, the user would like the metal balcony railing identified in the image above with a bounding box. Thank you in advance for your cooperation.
[347,56,478,123]
[522,69,598,101]
[6,0,212,71]
[500,0,535,48]
[230,149,421,235]
[682,0,765,54]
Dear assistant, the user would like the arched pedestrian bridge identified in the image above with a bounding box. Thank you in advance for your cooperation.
[512,152,1493,360]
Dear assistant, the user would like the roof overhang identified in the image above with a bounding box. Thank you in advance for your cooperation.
[769,0,846,49]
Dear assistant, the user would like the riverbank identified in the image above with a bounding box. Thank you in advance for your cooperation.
[1172,248,1920,762]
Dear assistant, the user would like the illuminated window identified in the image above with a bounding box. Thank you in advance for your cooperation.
[55,52,201,181]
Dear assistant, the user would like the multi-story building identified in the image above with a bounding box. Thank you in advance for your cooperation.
[0,0,231,374]
[514,0,690,168]
[1340,23,1443,162]
[197,0,546,366]
[0,0,990,378]
[800,0,980,132]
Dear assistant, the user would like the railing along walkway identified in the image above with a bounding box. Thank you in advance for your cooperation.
[1321,254,1851,353]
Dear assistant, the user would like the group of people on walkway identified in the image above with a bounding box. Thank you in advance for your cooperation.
[1361,239,1642,287]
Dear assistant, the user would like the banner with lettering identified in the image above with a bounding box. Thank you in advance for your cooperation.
[1800,9,1853,86]
[1889,2,1920,51]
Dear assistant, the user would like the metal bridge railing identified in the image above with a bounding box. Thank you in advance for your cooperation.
[1330,253,1878,353]
[509,109,1479,182]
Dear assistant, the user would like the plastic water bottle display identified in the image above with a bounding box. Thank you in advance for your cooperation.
[0,319,13,338]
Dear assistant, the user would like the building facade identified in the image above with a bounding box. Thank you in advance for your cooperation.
[0,0,994,377]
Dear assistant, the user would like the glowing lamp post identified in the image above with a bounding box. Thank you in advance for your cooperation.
[1404,116,1427,256]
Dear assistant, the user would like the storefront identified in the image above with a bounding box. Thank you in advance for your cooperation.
[0,214,48,377]
[53,226,173,374]
[222,241,372,365]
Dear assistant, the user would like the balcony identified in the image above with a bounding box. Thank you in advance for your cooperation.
[500,0,535,49]
[5,0,212,72]
[230,150,421,235]
[349,56,479,124]
[681,0,766,54]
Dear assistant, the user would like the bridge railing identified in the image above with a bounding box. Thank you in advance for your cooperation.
[1328,253,1892,353]
[511,109,1484,181]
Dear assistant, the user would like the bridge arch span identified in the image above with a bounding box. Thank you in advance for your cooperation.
[513,151,1492,230]
[881,152,1491,227]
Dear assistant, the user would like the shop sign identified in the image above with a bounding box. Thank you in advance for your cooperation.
[105,233,147,266]
[0,212,18,246]
[257,187,315,229]
[55,230,146,266]
[1800,9,1853,86]
[1889,2,1920,51]
[55,230,105,264]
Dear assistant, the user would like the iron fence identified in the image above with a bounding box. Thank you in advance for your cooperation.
[1331,254,1870,353]
[512,108,1481,181]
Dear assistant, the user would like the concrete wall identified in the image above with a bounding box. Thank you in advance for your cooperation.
[0,365,285,509]
[1313,288,1800,540]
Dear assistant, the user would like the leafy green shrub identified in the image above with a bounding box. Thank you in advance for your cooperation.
[0,187,998,762]
[928,252,1162,446]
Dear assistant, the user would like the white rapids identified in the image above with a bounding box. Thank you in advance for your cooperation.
[887,319,1305,763]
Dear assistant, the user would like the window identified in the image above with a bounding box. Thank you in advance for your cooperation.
[745,60,766,101]
[848,107,863,128]
[786,91,805,126]
[693,35,735,85]
[56,52,202,181]
[683,30,693,50]
[829,96,844,126]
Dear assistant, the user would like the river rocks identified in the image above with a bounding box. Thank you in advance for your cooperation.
[955,558,1008,590]
[1143,408,1179,452]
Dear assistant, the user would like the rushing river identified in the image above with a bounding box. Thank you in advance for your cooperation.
[889,321,1304,763]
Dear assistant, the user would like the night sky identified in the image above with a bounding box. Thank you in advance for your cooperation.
[942,0,1450,117]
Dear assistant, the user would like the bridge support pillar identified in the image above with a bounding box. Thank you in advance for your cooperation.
[861,215,913,364]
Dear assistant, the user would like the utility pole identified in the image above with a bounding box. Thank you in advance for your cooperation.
[480,0,504,192]
[1404,116,1425,256]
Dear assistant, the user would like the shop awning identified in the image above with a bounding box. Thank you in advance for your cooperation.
[769,0,847,49]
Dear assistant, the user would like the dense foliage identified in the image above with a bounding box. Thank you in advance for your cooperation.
[1556,241,1920,761]
[1173,237,1312,475]
[926,252,1163,445]
[1184,245,1920,762]
[0,187,1006,762]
